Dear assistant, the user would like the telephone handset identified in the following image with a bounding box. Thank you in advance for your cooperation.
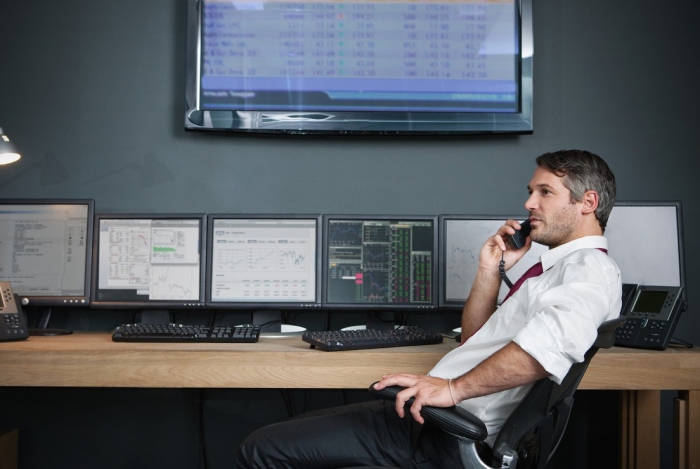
[0,282,29,342]
[615,284,686,350]
[500,220,532,288]
[507,219,532,250]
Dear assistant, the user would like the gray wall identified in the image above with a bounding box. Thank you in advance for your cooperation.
[2,0,698,339]
[1,0,699,468]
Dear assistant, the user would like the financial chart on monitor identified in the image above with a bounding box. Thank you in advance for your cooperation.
[325,218,435,307]
[210,218,318,304]
[97,218,202,302]
[443,218,547,305]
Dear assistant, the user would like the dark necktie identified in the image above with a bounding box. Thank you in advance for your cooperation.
[502,247,608,303]
[460,262,542,344]
[461,248,607,344]
[502,262,543,303]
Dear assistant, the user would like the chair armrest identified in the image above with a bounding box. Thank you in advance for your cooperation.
[369,383,488,442]
[594,317,626,349]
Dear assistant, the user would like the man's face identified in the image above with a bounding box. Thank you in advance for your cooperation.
[524,166,581,248]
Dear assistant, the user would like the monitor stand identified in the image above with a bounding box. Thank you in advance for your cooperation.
[365,311,396,331]
[139,310,171,324]
[27,307,73,336]
[252,310,282,332]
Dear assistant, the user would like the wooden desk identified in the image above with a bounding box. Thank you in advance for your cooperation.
[1,333,699,468]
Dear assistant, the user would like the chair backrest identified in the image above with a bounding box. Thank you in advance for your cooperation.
[490,317,625,469]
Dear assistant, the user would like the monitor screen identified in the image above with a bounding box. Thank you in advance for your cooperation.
[207,215,321,308]
[184,0,533,134]
[0,199,94,306]
[323,216,437,309]
[440,215,547,308]
[91,215,206,308]
[605,202,685,290]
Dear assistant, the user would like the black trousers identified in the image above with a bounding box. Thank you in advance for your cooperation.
[236,400,462,469]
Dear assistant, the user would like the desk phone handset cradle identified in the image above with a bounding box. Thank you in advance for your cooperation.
[500,219,532,288]
[0,282,29,342]
[615,284,687,350]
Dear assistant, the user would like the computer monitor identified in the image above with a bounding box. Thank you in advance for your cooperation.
[91,214,206,313]
[605,202,685,294]
[206,215,322,309]
[440,215,548,309]
[184,0,534,135]
[0,199,94,307]
[0,199,95,335]
[323,216,438,310]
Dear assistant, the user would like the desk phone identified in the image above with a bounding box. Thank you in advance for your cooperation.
[0,282,28,342]
[615,284,685,350]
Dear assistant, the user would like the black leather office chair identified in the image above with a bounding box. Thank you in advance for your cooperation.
[364,317,625,469]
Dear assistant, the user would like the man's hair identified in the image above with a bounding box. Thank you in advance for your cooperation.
[536,150,616,231]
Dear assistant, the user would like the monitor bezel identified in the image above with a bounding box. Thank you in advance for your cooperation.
[322,214,438,310]
[0,198,95,307]
[205,214,323,309]
[439,214,531,309]
[608,201,686,300]
[90,213,207,309]
[183,0,534,135]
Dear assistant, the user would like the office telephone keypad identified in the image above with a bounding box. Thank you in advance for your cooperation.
[616,318,671,347]
[0,283,29,342]
[615,286,684,350]
[1,314,26,337]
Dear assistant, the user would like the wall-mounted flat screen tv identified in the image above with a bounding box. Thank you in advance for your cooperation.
[184,0,533,135]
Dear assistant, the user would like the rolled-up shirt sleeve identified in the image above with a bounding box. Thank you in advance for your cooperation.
[512,254,618,384]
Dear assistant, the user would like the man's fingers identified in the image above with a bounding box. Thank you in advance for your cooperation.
[493,234,507,252]
[394,387,416,418]
[375,373,418,390]
[409,400,425,425]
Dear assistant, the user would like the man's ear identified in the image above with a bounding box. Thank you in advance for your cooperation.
[581,190,599,215]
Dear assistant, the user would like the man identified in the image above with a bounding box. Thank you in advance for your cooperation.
[238,150,622,468]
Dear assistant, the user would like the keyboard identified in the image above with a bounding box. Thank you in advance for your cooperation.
[112,323,260,343]
[302,326,443,351]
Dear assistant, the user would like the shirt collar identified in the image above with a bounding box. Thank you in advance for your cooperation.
[539,235,608,272]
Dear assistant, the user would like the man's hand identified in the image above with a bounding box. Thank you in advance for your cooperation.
[373,373,454,424]
[460,220,533,338]
[480,219,532,273]
[374,344,550,425]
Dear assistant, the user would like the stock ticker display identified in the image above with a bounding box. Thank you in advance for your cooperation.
[326,219,434,306]
[199,0,519,113]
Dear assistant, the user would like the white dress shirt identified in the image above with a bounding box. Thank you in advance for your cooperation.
[429,236,622,446]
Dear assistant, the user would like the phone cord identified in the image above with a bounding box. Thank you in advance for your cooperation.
[499,251,514,288]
